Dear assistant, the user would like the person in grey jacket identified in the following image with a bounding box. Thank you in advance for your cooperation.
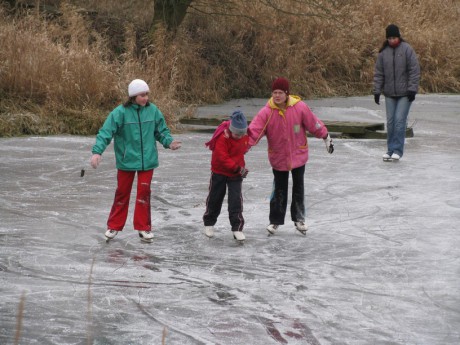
[374,24,420,161]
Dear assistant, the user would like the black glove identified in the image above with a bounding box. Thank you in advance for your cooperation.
[407,91,416,102]
[374,94,380,105]
[239,167,249,178]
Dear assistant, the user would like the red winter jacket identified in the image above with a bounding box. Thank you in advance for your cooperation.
[211,129,249,177]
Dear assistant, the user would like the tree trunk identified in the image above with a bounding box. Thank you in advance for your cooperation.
[153,0,193,33]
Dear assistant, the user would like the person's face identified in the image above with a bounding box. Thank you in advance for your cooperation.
[272,90,288,105]
[387,37,400,46]
[134,92,149,106]
[231,131,246,140]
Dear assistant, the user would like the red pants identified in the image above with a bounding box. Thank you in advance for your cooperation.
[107,169,153,231]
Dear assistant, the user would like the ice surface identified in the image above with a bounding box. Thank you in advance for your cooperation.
[1,95,459,344]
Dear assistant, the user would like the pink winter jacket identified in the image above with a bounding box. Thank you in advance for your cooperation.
[248,95,328,171]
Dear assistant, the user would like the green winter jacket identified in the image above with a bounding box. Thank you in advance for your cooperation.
[92,102,174,171]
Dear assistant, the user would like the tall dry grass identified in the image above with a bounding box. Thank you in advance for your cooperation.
[170,0,459,99]
[0,4,120,135]
[0,0,458,136]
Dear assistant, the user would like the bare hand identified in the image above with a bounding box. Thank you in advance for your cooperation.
[170,140,182,150]
[90,154,101,169]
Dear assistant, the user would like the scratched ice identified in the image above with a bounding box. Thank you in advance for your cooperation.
[1,95,459,344]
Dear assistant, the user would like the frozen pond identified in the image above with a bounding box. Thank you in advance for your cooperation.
[1,95,459,344]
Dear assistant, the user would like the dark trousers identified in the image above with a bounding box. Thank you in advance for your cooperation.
[270,165,305,225]
[203,172,244,231]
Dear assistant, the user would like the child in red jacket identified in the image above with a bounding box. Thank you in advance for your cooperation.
[203,110,250,242]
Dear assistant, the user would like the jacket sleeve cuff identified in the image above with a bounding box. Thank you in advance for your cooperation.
[164,139,173,149]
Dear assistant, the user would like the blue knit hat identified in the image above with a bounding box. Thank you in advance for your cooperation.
[229,110,247,135]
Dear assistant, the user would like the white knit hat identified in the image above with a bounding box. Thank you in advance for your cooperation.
[128,79,149,97]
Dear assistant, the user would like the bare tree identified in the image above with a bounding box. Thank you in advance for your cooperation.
[153,0,194,32]
[152,0,347,33]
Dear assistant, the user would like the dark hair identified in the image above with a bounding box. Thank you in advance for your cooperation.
[378,37,405,53]
[123,97,151,107]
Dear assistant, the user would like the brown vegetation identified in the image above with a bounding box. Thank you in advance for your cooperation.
[0,0,458,136]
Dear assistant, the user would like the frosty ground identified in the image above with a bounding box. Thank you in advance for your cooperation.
[0,95,459,345]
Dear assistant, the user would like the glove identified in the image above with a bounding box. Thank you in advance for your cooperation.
[374,94,380,105]
[90,154,101,169]
[407,91,416,102]
[323,134,334,154]
[239,167,249,178]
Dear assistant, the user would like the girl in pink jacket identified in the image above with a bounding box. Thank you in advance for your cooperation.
[248,77,334,235]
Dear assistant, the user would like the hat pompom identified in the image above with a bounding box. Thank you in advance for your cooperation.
[128,79,149,97]
[229,110,248,135]
[271,77,290,95]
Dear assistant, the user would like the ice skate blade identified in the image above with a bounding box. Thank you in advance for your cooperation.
[383,158,393,162]
[297,230,307,236]
[140,238,153,243]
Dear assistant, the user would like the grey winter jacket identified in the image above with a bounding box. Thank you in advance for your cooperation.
[373,41,420,97]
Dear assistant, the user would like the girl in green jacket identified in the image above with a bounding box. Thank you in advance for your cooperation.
[90,79,181,242]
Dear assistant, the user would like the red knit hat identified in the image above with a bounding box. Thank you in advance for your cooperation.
[272,77,290,95]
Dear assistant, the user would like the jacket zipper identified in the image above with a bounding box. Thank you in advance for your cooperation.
[137,108,145,170]
[392,48,396,96]
[281,112,293,170]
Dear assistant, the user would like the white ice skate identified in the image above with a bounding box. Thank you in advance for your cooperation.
[391,153,401,161]
[105,229,118,242]
[266,224,279,235]
[294,221,308,235]
[233,231,245,242]
[204,226,215,238]
[138,230,154,243]
[382,153,392,162]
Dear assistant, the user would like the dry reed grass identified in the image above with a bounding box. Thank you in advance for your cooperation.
[14,292,26,345]
[86,255,95,345]
[0,0,458,136]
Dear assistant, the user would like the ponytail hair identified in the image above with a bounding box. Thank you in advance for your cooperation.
[123,97,136,107]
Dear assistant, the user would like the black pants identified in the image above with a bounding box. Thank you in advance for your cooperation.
[270,165,305,225]
[203,172,244,231]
